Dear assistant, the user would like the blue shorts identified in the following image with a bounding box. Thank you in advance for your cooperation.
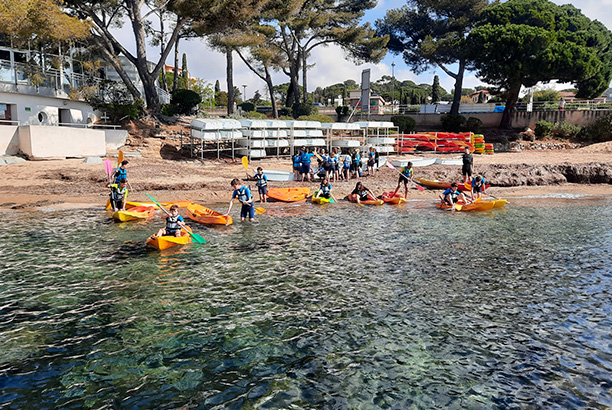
[166,228,180,236]
[258,185,268,195]
[301,163,311,174]
[241,205,255,219]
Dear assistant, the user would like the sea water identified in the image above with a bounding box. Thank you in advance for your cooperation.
[0,198,611,409]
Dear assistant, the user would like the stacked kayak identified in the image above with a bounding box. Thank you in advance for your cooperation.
[187,203,232,225]
[312,190,334,204]
[267,187,310,202]
[112,205,156,222]
[381,192,406,205]
[146,226,193,250]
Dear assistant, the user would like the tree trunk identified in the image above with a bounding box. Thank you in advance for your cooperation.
[159,12,168,92]
[449,59,465,116]
[500,80,522,129]
[172,37,180,92]
[226,46,234,115]
[265,68,278,118]
[301,48,307,103]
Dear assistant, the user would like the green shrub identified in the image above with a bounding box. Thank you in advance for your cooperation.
[162,103,179,116]
[390,116,416,133]
[465,117,483,133]
[440,114,466,132]
[551,121,581,139]
[292,102,317,118]
[297,114,334,123]
[534,120,553,139]
[245,111,267,119]
[240,102,256,112]
[170,89,202,115]
[278,107,292,117]
[278,115,294,120]
[577,113,612,142]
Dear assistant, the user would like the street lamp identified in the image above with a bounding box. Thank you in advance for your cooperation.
[391,62,395,114]
[242,84,247,102]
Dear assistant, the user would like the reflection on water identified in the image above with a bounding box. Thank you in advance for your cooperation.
[0,199,611,409]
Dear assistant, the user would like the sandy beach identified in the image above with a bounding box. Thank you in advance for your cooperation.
[1,141,612,211]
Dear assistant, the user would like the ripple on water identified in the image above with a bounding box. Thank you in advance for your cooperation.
[0,201,612,408]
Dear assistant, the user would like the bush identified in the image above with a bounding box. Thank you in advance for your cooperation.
[161,103,179,116]
[465,117,483,133]
[84,81,144,122]
[278,107,292,117]
[551,121,581,140]
[170,89,202,115]
[390,116,416,133]
[297,114,334,123]
[245,111,267,119]
[440,114,466,132]
[534,120,553,139]
[292,102,317,118]
[240,102,256,112]
[577,113,612,142]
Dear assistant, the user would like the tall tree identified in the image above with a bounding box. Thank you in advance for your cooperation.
[467,0,612,128]
[181,52,189,89]
[376,0,490,115]
[265,0,388,107]
[431,75,441,103]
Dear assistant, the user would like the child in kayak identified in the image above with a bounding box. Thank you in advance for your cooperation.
[391,161,413,199]
[111,160,129,184]
[314,177,337,202]
[349,181,377,204]
[226,178,255,222]
[109,178,128,211]
[251,167,268,203]
[152,205,186,237]
[440,182,469,208]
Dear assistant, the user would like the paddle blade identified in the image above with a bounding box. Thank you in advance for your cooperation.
[241,156,248,170]
[255,207,266,215]
[189,231,207,244]
[414,183,425,192]
[454,204,462,211]
[117,150,124,167]
[104,159,112,180]
[144,193,170,215]
[385,161,396,169]
[464,182,471,190]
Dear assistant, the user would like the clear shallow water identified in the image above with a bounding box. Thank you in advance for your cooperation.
[1,199,611,409]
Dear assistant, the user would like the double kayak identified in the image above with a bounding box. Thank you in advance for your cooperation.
[436,199,505,212]
[381,191,406,205]
[112,205,156,222]
[415,178,490,192]
[267,187,310,202]
[146,226,193,250]
[312,190,335,204]
[187,203,232,225]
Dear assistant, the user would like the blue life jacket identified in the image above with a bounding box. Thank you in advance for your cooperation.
[234,187,252,203]
[293,154,301,166]
[114,167,127,183]
[320,183,332,195]
[255,173,267,187]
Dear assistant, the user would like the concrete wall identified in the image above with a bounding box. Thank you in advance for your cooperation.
[511,109,612,129]
[0,125,20,155]
[377,112,503,128]
[19,125,106,159]
[105,129,129,151]
[0,90,98,126]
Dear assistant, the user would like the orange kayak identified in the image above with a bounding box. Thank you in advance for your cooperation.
[267,187,310,202]
[347,194,384,206]
[436,201,495,212]
[186,203,232,225]
[381,191,407,205]
[112,205,156,222]
[146,226,192,250]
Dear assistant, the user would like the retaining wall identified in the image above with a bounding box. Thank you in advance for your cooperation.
[19,125,106,160]
[0,125,20,155]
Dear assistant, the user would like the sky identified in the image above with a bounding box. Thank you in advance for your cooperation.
[112,0,612,99]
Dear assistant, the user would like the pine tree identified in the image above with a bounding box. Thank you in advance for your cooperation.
[181,53,189,89]
[431,75,441,103]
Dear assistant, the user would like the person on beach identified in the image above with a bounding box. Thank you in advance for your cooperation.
[391,161,413,199]
[440,182,469,208]
[559,97,566,111]
[367,147,376,176]
[252,167,268,203]
[152,205,186,238]
[292,150,302,180]
[470,175,486,202]
[462,147,473,184]
[349,181,377,204]
[374,148,380,171]
[314,177,337,202]
[300,148,314,182]
[332,148,341,181]
[226,178,255,222]
[109,178,128,211]
[342,152,351,181]
[111,160,129,184]
[352,148,361,179]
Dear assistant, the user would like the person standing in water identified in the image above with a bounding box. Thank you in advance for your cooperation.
[226,178,255,222]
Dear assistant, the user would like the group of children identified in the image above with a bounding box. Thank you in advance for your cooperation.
[293,146,380,183]
[439,147,488,209]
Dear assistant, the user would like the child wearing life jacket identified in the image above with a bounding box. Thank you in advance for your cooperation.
[252,167,268,203]
[292,150,302,181]
[342,153,351,181]
[440,182,468,208]
[111,160,129,184]
[153,205,186,237]
[109,178,128,211]
[226,178,255,222]
[470,175,486,201]
[349,181,377,204]
[392,161,413,199]
[367,147,376,175]
[314,177,337,202]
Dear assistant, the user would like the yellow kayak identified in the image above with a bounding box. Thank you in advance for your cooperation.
[112,205,156,222]
[146,226,192,250]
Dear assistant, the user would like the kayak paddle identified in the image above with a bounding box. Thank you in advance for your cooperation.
[241,156,249,179]
[144,193,206,244]
[104,159,112,182]
[385,161,425,191]
[255,207,266,214]
[117,150,124,167]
